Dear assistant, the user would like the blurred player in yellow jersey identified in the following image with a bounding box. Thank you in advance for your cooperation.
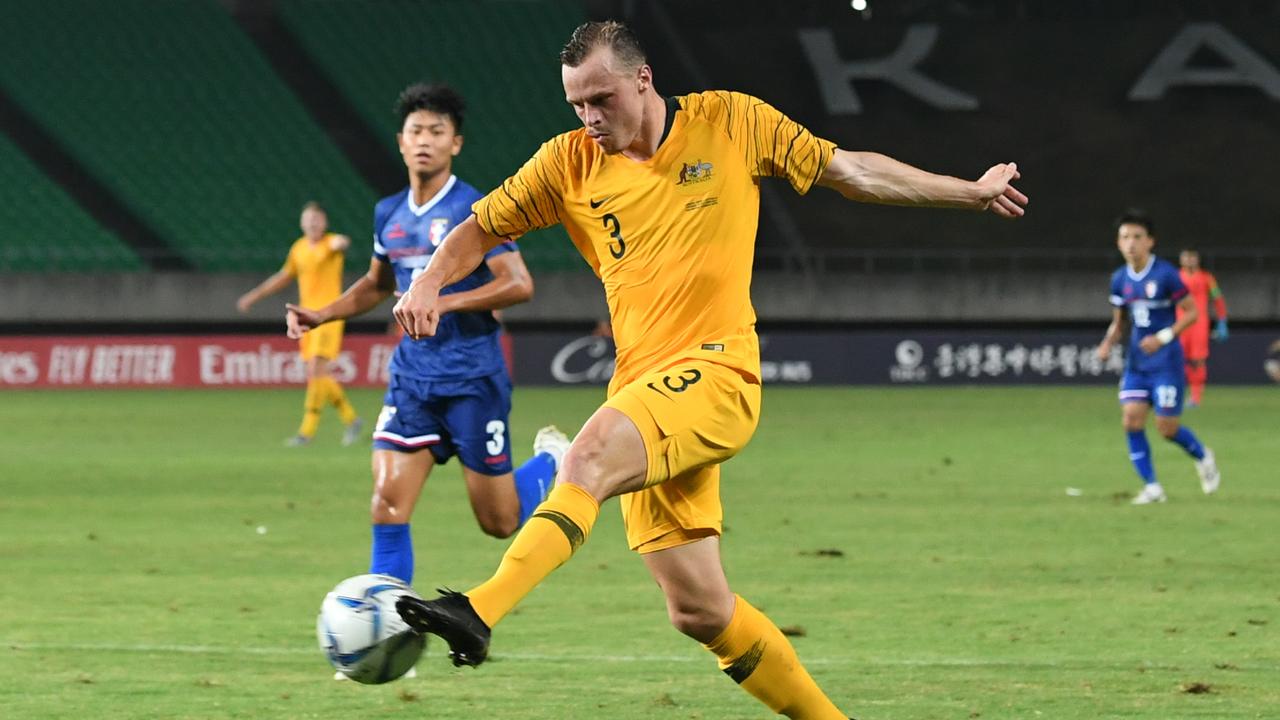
[237,201,362,446]
[392,21,1027,719]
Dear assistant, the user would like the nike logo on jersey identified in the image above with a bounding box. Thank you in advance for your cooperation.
[589,196,612,209]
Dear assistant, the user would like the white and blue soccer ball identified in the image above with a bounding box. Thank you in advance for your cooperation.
[316,574,425,684]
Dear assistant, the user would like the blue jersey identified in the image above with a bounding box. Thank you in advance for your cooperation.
[1109,256,1188,374]
[373,176,518,381]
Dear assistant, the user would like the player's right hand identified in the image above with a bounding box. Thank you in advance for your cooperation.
[285,303,321,339]
[974,162,1028,219]
[392,286,441,340]
[1096,343,1111,362]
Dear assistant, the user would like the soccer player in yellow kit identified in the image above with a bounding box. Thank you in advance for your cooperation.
[238,201,362,446]
[393,21,1027,719]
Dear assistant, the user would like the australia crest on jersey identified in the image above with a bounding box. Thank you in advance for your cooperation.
[1145,281,1158,298]
[428,218,451,246]
[676,159,713,185]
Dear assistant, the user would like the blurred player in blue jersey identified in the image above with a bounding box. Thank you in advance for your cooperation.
[1096,210,1220,504]
[286,84,570,583]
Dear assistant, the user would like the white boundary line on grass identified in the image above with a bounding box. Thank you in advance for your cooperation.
[6,642,1256,671]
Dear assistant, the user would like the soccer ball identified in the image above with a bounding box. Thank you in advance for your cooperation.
[316,574,426,684]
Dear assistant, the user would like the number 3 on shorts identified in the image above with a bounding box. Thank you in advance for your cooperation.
[485,420,506,456]
[1155,385,1178,409]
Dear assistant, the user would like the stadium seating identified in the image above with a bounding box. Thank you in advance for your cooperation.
[0,133,143,272]
[278,0,589,271]
[0,0,375,271]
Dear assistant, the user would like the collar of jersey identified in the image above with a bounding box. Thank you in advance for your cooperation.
[1125,256,1155,282]
[605,96,683,168]
[407,174,457,216]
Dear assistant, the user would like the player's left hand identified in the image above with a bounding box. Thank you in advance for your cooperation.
[1212,318,1229,342]
[393,286,442,340]
[1138,335,1164,355]
[974,163,1028,219]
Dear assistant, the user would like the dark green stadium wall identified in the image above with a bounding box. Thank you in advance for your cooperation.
[278,0,591,271]
[0,0,376,271]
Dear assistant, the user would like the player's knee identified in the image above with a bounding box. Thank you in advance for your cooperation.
[1157,423,1180,440]
[475,509,519,539]
[557,435,612,498]
[666,599,731,642]
[369,490,402,524]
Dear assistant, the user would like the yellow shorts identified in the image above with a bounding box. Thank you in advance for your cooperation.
[604,359,761,554]
[299,321,344,360]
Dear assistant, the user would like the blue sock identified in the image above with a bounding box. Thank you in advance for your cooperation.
[369,523,413,584]
[514,452,557,527]
[1168,426,1206,460]
[1126,430,1157,484]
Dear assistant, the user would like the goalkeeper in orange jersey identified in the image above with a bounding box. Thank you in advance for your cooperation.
[391,20,1026,720]
[237,201,362,446]
[1177,249,1229,406]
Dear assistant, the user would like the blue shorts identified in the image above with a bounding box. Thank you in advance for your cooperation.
[1118,368,1186,417]
[372,371,513,475]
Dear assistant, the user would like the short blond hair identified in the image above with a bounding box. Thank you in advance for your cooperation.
[559,20,646,70]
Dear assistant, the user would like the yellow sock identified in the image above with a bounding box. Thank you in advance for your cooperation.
[298,379,323,438]
[318,376,358,425]
[467,483,599,627]
[704,596,847,720]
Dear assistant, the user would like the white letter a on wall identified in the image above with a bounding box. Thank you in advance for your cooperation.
[1130,22,1280,100]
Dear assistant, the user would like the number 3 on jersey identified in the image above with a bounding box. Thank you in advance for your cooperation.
[602,213,626,259]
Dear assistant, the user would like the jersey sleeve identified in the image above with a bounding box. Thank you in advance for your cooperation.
[473,137,567,240]
[371,197,394,263]
[453,184,518,259]
[281,244,298,277]
[685,91,836,195]
[1109,271,1125,307]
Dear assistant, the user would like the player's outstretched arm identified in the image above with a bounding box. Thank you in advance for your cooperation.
[237,270,294,313]
[816,150,1028,218]
[286,258,395,339]
[328,234,351,252]
[437,251,534,314]
[393,215,506,339]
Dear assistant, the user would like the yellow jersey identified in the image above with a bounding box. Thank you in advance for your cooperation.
[283,234,344,310]
[473,91,834,390]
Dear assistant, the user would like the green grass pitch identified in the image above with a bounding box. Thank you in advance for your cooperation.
[1,386,1276,719]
